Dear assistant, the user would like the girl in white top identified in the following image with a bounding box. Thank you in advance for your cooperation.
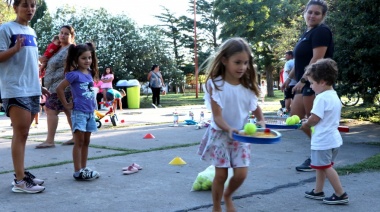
[198,37,265,212]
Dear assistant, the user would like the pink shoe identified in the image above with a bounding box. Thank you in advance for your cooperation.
[131,163,142,170]
[122,166,138,175]
[122,163,142,171]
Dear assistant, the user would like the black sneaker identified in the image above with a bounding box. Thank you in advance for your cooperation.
[73,167,100,181]
[305,189,325,200]
[323,192,349,205]
[11,171,44,186]
[296,158,315,172]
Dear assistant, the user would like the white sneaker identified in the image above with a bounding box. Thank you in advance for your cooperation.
[12,177,45,193]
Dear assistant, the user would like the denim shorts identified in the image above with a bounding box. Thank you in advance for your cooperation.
[71,110,97,133]
[2,96,40,117]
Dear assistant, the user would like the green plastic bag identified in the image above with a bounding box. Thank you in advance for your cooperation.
[191,165,233,191]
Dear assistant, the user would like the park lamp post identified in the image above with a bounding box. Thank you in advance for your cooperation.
[193,0,199,98]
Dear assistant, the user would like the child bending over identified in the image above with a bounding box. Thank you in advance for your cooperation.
[105,88,126,111]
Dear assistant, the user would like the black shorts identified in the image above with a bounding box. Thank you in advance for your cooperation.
[284,85,295,99]
[302,81,315,96]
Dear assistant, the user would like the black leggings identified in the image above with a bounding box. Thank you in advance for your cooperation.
[151,87,161,105]
[96,93,103,110]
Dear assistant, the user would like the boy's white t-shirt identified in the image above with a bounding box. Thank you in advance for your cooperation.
[0,21,40,98]
[283,59,297,86]
[204,77,259,130]
[310,90,343,150]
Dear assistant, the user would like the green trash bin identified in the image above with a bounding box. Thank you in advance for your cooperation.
[125,79,140,109]
[116,79,140,109]
[127,87,140,108]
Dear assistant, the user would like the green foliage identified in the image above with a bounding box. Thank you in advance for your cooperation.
[30,0,47,28]
[330,0,380,105]
[0,1,16,24]
[213,0,306,96]
[341,106,380,124]
[34,6,175,83]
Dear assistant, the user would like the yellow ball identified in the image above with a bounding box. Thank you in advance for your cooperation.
[201,183,211,190]
[196,176,206,183]
[286,117,296,125]
[311,126,315,134]
[292,115,300,124]
[244,123,257,135]
[193,182,201,191]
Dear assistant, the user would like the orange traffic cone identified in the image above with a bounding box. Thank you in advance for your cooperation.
[143,133,155,139]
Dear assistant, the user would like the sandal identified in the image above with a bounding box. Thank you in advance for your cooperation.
[122,166,138,175]
[35,142,56,149]
[62,140,75,145]
[122,163,142,171]
[131,163,143,170]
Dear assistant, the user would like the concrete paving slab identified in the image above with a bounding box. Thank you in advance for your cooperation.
[0,104,379,212]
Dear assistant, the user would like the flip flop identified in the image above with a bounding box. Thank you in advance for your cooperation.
[122,166,138,175]
[123,163,142,171]
[131,163,143,170]
[35,143,55,149]
[62,140,74,145]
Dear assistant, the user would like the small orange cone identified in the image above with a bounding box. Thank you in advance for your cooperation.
[169,156,187,165]
[143,133,155,139]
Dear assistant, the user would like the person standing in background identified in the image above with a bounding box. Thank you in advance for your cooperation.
[147,64,165,108]
[93,77,103,110]
[281,0,334,172]
[260,80,267,103]
[100,66,114,102]
[282,51,296,113]
[36,25,76,148]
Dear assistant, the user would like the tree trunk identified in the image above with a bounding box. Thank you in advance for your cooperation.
[265,64,275,97]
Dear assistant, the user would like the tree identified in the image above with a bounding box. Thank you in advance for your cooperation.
[213,0,306,96]
[155,7,193,92]
[190,0,219,49]
[34,6,176,85]
[330,0,380,105]
[30,0,47,27]
[0,0,16,24]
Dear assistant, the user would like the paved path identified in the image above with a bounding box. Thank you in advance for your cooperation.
[0,103,379,212]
